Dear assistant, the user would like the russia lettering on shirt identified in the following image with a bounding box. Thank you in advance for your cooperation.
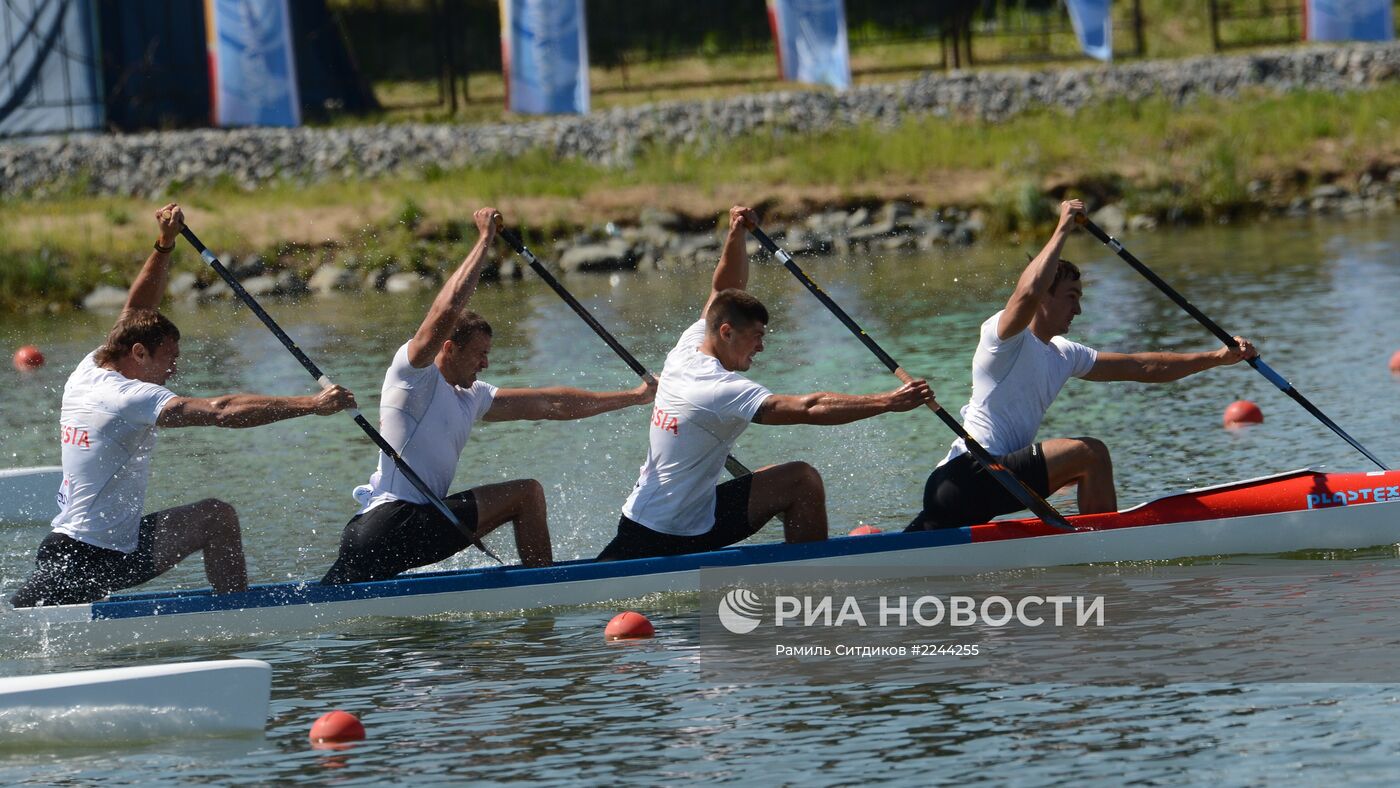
[60,425,91,448]
[651,406,680,435]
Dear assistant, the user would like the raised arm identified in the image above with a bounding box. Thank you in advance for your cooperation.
[407,207,499,367]
[483,380,656,422]
[703,205,758,319]
[753,378,934,426]
[156,384,356,428]
[1083,337,1257,383]
[997,199,1083,340]
[124,203,185,312]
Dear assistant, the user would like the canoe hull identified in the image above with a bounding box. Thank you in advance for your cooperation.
[7,469,1400,651]
[0,659,271,741]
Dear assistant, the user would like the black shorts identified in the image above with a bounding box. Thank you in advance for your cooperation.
[9,515,162,608]
[320,491,480,585]
[596,475,759,561]
[905,443,1051,531]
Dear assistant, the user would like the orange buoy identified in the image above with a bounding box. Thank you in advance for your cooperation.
[12,345,43,371]
[604,611,654,640]
[1223,399,1264,428]
[310,710,365,743]
[848,524,881,535]
[1390,350,1400,375]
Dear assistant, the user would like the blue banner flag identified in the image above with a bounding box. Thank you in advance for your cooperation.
[1065,0,1114,62]
[205,0,301,127]
[1307,0,1394,42]
[499,0,590,115]
[767,0,852,91]
[0,0,104,137]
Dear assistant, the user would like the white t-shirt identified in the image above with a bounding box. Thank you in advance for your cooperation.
[622,320,772,536]
[51,351,178,553]
[940,310,1098,466]
[353,343,498,513]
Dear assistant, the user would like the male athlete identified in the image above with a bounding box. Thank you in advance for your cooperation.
[908,199,1256,530]
[598,205,933,561]
[321,208,654,583]
[10,204,357,607]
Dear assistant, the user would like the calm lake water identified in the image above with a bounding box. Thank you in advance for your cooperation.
[2,214,1400,783]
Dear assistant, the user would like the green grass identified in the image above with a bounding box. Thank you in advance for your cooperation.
[3,81,1398,312]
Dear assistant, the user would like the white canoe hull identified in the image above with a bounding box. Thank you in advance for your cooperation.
[0,659,271,741]
[6,486,1399,652]
[0,466,60,522]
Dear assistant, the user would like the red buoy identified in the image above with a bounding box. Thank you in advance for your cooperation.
[1223,400,1264,428]
[12,345,43,371]
[1390,350,1400,375]
[604,611,654,640]
[310,710,365,743]
[849,524,882,535]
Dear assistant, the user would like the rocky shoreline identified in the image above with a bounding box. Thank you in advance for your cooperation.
[73,168,1400,311]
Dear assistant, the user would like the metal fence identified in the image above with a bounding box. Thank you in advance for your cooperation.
[1208,0,1400,50]
[333,0,1144,110]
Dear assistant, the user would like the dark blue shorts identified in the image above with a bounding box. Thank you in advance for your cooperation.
[596,475,759,561]
[906,443,1051,531]
[9,515,162,607]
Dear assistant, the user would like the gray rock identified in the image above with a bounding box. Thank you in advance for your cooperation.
[1090,204,1127,236]
[308,265,357,294]
[168,272,199,299]
[198,281,232,302]
[384,272,434,293]
[239,275,280,297]
[559,239,636,273]
[1128,214,1158,231]
[81,285,128,311]
[230,254,266,279]
[1310,184,1347,200]
[845,207,871,228]
[276,270,308,295]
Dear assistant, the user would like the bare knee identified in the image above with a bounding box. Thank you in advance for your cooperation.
[1074,437,1112,470]
[785,461,823,492]
[198,498,240,538]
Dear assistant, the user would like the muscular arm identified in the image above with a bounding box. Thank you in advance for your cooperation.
[997,199,1083,340]
[484,382,654,422]
[702,206,757,319]
[407,207,499,367]
[1084,349,1238,383]
[125,204,185,311]
[156,385,355,428]
[753,380,934,426]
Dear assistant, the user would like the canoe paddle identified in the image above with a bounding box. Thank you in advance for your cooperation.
[1075,215,1388,471]
[178,226,505,564]
[748,223,1076,533]
[493,222,754,479]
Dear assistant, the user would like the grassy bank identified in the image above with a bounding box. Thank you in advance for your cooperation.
[3,81,1399,312]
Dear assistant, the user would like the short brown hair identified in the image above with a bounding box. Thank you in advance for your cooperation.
[706,289,769,334]
[447,310,493,346]
[1049,258,1081,294]
[94,308,181,366]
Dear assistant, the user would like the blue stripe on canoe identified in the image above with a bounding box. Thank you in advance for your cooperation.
[89,528,973,621]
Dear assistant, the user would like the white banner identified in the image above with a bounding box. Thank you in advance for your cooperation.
[205,0,301,127]
[1065,0,1113,62]
[1307,0,1394,42]
[499,0,590,115]
[767,0,851,91]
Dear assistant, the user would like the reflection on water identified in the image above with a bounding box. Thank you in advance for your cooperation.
[1,214,1400,781]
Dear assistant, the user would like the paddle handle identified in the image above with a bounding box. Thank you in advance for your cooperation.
[1075,215,1388,471]
[750,225,1074,532]
[495,226,752,478]
[178,227,504,563]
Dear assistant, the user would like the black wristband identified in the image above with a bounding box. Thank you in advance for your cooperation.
[154,240,176,254]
